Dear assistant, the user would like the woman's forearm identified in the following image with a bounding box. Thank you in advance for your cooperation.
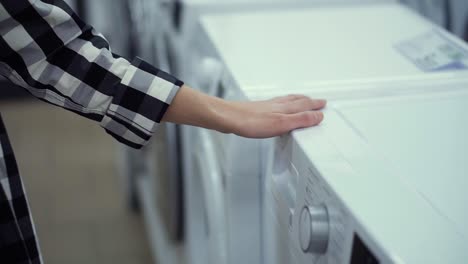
[162,85,234,132]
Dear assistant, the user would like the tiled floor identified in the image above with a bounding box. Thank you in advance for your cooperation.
[0,99,153,264]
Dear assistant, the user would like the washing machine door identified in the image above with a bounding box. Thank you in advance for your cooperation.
[186,127,228,264]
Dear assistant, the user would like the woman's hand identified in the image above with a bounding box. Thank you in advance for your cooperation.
[162,85,326,138]
[225,95,326,138]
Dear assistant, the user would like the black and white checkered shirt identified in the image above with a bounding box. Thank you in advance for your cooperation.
[0,0,183,263]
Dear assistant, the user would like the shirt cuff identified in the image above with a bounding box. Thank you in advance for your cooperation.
[100,57,183,149]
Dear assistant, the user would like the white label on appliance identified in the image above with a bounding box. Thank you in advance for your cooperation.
[395,29,468,72]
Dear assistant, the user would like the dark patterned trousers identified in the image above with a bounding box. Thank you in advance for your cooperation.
[0,114,41,264]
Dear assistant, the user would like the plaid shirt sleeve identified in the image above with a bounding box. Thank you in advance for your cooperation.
[0,0,183,149]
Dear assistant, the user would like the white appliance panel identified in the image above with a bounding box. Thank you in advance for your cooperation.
[332,90,468,240]
[266,87,468,263]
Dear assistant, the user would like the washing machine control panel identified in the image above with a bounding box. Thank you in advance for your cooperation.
[269,135,386,263]
[294,165,352,263]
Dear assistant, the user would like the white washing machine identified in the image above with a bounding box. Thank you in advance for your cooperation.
[265,79,468,263]
[121,1,396,264]
[185,2,468,264]
[122,1,393,264]
[122,1,392,264]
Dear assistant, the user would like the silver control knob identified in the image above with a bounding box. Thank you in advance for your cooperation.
[299,205,330,254]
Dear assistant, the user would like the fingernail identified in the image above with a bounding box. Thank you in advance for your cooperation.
[316,111,324,122]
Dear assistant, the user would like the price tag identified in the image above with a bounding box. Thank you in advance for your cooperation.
[395,29,468,72]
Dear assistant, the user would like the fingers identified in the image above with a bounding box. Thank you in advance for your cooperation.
[269,111,324,136]
[233,96,326,138]
[285,111,324,131]
[280,97,327,114]
[235,110,324,138]
[272,94,307,103]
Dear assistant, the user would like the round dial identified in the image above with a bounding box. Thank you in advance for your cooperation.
[299,205,330,254]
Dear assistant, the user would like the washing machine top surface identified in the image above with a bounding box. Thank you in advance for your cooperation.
[201,2,468,97]
[290,85,468,262]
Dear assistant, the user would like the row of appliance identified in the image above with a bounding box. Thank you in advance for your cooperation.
[120,1,468,263]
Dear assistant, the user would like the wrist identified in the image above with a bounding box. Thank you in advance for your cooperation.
[163,84,242,134]
[206,96,240,134]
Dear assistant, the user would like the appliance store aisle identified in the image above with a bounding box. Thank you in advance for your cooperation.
[0,100,153,264]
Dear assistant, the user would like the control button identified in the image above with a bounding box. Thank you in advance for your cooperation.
[299,205,330,254]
